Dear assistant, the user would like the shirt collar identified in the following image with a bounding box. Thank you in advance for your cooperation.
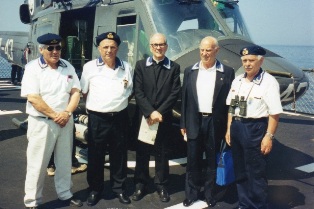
[146,56,171,69]
[96,56,125,70]
[38,55,67,69]
[243,68,264,85]
[191,60,224,72]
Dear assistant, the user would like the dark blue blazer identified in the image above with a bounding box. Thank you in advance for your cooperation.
[180,60,235,146]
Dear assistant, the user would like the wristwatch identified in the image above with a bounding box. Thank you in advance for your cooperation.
[266,132,275,140]
[65,111,72,117]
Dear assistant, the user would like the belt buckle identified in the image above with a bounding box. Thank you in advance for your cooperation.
[38,116,50,120]
[108,112,115,116]
[234,116,241,121]
[201,113,210,117]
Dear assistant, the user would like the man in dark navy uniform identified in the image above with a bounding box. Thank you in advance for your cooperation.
[11,63,23,85]
[226,46,283,209]
[180,36,235,207]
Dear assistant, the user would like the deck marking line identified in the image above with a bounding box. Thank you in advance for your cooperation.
[295,163,314,173]
[164,200,208,209]
[0,110,23,115]
[0,85,20,88]
[75,146,187,168]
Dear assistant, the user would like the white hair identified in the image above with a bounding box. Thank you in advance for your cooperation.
[38,43,61,50]
[38,44,45,50]
[241,55,263,60]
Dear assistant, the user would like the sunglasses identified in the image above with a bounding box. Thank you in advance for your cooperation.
[45,45,62,51]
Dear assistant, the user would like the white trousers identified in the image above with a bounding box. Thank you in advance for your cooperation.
[24,116,74,207]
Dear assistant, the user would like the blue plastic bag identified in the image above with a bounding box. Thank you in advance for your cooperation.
[216,142,235,186]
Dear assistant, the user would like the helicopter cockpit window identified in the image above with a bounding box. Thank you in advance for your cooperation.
[211,0,250,38]
[117,15,136,66]
[37,24,53,37]
[145,0,224,59]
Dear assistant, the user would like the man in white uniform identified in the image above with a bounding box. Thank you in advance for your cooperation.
[226,46,283,209]
[80,32,134,206]
[21,33,82,209]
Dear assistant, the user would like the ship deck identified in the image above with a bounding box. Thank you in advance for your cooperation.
[0,81,313,209]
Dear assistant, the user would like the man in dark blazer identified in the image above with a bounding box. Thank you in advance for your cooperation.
[180,36,235,208]
[132,33,181,203]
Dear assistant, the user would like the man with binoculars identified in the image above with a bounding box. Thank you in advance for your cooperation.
[225,46,283,209]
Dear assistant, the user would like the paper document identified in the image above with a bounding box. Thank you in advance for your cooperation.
[184,133,187,142]
[138,116,159,145]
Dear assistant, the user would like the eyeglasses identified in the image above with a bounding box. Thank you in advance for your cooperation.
[45,45,62,51]
[150,43,167,48]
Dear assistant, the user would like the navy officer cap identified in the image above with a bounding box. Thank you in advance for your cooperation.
[96,32,121,46]
[37,33,62,45]
[240,45,266,56]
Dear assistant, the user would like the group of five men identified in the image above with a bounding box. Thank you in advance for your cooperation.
[21,31,282,209]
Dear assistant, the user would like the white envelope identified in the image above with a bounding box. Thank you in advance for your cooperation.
[138,116,159,145]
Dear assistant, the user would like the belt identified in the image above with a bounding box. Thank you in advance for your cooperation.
[233,116,267,123]
[199,112,212,117]
[88,109,119,117]
[37,116,52,120]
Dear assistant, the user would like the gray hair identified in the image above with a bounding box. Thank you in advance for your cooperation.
[150,33,167,44]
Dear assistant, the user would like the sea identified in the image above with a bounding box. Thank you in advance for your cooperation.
[1,45,314,114]
[264,45,314,114]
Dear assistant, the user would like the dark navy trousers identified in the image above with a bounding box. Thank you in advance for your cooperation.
[87,109,128,194]
[185,115,216,201]
[231,118,268,209]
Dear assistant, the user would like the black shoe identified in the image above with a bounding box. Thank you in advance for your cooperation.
[61,197,83,207]
[157,188,170,202]
[132,188,146,201]
[87,191,101,206]
[206,198,216,207]
[116,192,131,204]
[183,198,196,207]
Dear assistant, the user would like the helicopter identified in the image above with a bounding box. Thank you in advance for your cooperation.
[0,0,309,144]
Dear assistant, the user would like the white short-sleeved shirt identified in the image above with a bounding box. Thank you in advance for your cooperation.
[226,69,283,118]
[80,57,134,112]
[196,61,218,113]
[21,56,81,117]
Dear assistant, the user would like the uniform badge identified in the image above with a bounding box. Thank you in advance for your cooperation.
[123,78,128,88]
[67,75,73,82]
[51,39,58,44]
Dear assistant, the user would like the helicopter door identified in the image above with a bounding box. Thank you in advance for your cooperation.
[28,13,61,60]
[116,15,137,67]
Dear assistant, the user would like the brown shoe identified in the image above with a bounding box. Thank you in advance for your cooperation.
[47,165,55,176]
[71,164,87,174]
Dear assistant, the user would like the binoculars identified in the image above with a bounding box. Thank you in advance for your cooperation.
[228,95,247,116]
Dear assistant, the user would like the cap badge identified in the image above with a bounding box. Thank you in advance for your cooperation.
[51,39,58,44]
[242,48,248,56]
[107,33,114,39]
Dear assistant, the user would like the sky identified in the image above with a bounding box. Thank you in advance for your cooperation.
[0,0,313,46]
